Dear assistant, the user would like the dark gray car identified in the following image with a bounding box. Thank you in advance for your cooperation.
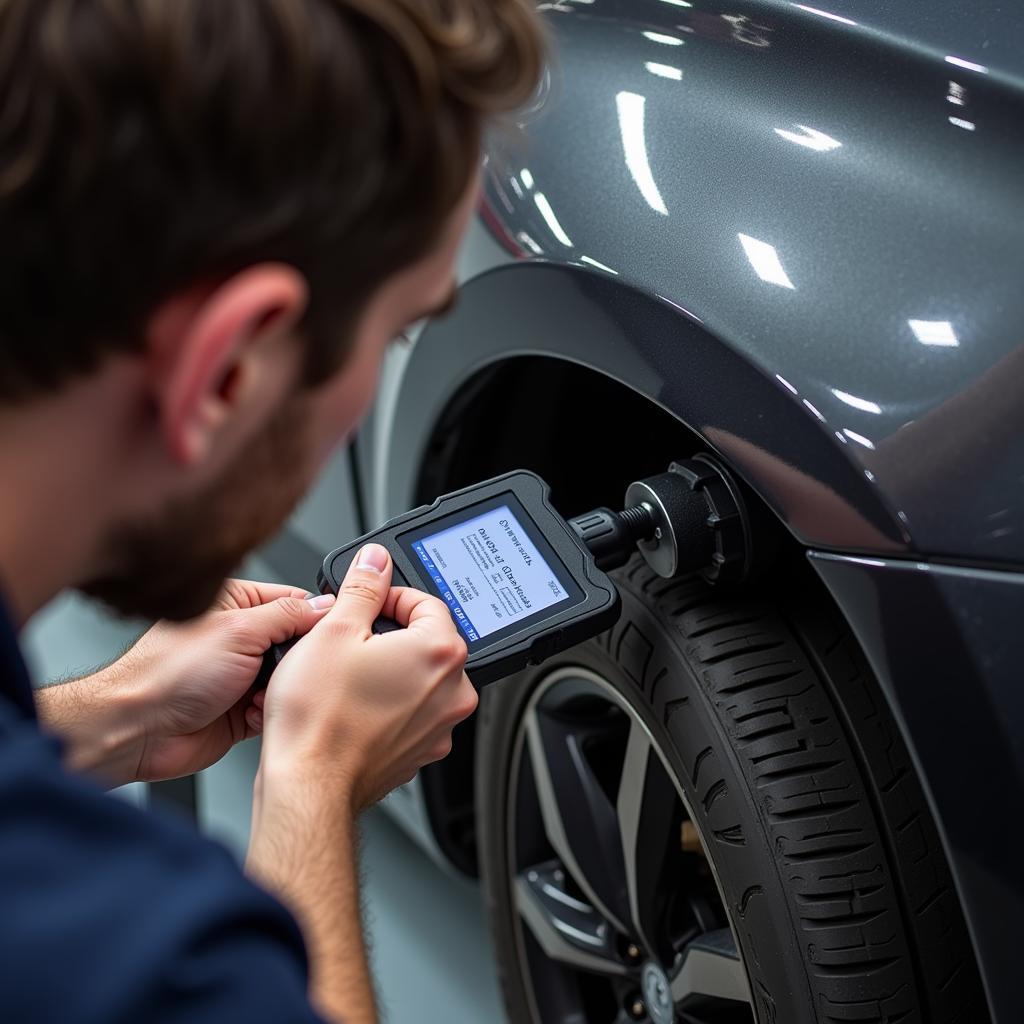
[266,2,1023,1020]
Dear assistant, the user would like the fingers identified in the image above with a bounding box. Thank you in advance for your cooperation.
[245,690,266,737]
[327,544,393,633]
[381,586,464,642]
[245,705,264,736]
[379,586,446,625]
[218,578,313,611]
[235,592,337,649]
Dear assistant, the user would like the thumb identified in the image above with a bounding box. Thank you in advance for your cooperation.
[235,592,337,649]
[330,543,393,632]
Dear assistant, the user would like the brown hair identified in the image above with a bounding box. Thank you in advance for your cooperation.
[0,0,544,399]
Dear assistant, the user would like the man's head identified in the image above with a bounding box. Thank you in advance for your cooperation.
[0,0,544,619]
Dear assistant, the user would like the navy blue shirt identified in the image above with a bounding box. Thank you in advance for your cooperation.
[0,597,325,1023]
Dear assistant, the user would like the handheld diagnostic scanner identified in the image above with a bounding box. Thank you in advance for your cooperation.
[258,459,750,687]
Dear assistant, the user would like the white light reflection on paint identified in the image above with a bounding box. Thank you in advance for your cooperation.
[835,430,849,444]
[793,5,857,26]
[657,295,704,323]
[659,0,692,7]
[948,116,976,131]
[516,231,543,255]
[909,319,959,347]
[774,124,842,151]
[945,55,988,74]
[832,388,881,414]
[520,168,535,190]
[616,92,669,215]
[492,184,515,214]
[803,399,826,422]
[947,81,967,106]
[643,31,684,45]
[645,62,683,80]
[738,234,795,289]
[842,428,876,449]
[533,193,573,247]
[775,374,798,395]
[578,255,619,275]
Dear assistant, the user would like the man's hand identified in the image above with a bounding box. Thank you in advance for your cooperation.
[37,580,336,787]
[246,543,477,1024]
[255,547,478,812]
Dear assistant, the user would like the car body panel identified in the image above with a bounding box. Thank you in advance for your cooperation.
[484,0,1024,564]
[383,257,910,556]
[750,0,1024,80]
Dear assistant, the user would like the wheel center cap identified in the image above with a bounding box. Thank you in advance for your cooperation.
[641,961,673,1024]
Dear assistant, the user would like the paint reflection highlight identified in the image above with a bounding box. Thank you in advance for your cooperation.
[738,234,795,289]
[616,91,668,215]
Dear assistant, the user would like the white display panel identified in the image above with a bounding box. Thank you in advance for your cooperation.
[411,505,569,643]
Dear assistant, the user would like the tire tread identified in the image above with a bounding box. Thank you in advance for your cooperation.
[616,561,986,1024]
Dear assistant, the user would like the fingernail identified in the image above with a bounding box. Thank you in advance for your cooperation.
[356,543,389,573]
[307,593,336,610]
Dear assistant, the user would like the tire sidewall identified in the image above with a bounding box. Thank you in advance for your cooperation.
[477,578,817,1024]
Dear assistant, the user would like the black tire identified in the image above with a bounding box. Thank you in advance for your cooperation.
[477,556,987,1024]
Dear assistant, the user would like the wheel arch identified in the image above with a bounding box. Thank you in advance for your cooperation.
[383,261,908,554]
[383,262,909,876]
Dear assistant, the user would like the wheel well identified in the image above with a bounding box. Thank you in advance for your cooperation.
[415,357,704,519]
[412,356,806,875]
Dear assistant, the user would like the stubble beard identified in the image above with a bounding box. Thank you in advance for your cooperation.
[82,395,313,622]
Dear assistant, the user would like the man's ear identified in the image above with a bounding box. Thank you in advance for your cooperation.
[147,264,309,467]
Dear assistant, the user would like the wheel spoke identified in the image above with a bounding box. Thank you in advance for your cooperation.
[670,928,752,1007]
[515,862,628,978]
[525,708,631,933]
[617,718,681,958]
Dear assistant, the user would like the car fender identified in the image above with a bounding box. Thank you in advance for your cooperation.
[467,0,1024,565]
[381,258,908,558]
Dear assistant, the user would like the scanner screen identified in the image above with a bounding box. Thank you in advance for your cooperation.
[411,505,570,643]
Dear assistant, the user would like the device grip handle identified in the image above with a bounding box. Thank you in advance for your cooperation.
[253,639,294,692]
[254,615,401,690]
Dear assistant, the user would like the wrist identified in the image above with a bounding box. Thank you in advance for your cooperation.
[246,761,359,916]
[255,747,361,821]
[37,664,149,787]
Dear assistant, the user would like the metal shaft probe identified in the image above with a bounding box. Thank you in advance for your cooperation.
[569,454,751,585]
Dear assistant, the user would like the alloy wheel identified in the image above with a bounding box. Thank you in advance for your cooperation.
[508,667,755,1024]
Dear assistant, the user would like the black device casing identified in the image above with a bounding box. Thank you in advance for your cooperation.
[315,471,620,686]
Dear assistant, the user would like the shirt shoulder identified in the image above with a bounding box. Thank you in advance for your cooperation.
[0,707,326,1024]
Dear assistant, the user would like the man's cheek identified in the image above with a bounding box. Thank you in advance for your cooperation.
[303,372,376,464]
[312,355,382,451]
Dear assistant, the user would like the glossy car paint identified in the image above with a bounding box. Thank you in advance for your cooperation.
[482,0,1024,566]
[348,1,1024,1019]
[383,259,910,551]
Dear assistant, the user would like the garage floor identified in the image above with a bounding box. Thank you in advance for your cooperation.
[22,591,508,1024]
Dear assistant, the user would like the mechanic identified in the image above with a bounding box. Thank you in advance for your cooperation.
[0,2,543,1022]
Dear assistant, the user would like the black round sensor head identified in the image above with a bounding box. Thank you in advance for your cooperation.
[624,456,750,584]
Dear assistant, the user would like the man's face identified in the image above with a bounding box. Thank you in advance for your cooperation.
[83,180,479,621]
